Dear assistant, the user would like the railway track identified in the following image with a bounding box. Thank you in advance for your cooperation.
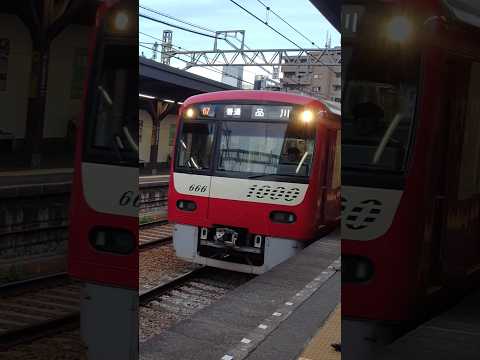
[139,220,173,250]
[139,267,254,342]
[0,273,81,351]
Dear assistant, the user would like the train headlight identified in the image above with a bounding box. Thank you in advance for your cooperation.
[177,200,197,211]
[114,11,129,31]
[185,108,195,118]
[270,211,296,224]
[386,16,414,43]
[89,227,135,255]
[342,256,374,283]
[300,110,314,123]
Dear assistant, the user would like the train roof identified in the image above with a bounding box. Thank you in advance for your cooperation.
[183,90,340,116]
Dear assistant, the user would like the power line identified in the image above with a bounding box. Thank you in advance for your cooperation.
[139,5,216,34]
[227,0,335,74]
[139,13,219,39]
[256,0,321,48]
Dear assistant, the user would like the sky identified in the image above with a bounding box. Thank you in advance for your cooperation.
[139,0,340,87]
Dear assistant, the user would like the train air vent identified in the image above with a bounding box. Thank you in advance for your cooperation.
[246,184,301,202]
[342,198,382,230]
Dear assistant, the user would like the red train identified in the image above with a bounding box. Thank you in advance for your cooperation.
[341,1,480,357]
[68,1,138,359]
[168,90,341,274]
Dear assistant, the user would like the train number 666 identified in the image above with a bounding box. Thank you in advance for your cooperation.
[119,191,140,207]
[188,184,208,193]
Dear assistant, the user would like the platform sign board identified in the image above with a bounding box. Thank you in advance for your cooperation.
[0,39,9,92]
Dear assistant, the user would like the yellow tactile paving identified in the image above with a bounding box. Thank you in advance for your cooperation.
[297,304,341,360]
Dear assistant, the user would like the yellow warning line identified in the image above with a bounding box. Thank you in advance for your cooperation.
[297,304,341,360]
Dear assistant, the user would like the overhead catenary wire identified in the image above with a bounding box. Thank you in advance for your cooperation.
[256,0,322,48]
[228,0,336,74]
[139,5,217,34]
[140,13,220,39]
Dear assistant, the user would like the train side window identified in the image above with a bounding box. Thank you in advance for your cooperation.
[458,62,480,200]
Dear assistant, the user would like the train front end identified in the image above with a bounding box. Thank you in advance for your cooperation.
[68,1,138,359]
[168,91,340,274]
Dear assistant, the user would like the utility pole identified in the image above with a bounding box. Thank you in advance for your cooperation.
[161,30,172,65]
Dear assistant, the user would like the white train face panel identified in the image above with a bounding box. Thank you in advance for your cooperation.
[82,162,139,217]
[341,186,403,241]
[173,172,309,206]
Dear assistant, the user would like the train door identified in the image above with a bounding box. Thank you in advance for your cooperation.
[434,55,473,286]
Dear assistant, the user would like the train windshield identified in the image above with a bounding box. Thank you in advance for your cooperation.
[342,3,421,187]
[175,104,316,182]
[176,120,215,170]
[217,121,315,179]
[84,43,138,166]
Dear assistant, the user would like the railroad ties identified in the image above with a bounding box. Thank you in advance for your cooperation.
[0,274,81,350]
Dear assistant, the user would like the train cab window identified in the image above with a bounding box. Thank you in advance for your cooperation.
[85,43,137,165]
[342,31,420,188]
[176,121,215,171]
[458,61,480,200]
[216,120,315,179]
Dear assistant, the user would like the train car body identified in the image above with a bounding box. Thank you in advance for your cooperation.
[67,1,138,359]
[168,90,340,274]
[341,0,480,357]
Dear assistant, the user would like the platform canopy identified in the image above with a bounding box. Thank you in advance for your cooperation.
[309,0,340,31]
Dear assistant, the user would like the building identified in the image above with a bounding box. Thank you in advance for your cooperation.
[221,65,244,88]
[280,47,341,102]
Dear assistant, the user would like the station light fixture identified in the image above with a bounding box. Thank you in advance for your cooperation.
[300,110,314,123]
[139,93,156,99]
[163,99,175,103]
[386,16,414,43]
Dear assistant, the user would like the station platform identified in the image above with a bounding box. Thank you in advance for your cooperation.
[140,174,170,186]
[376,289,480,360]
[0,168,73,188]
[140,229,340,360]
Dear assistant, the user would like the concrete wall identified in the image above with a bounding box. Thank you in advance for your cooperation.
[0,183,71,283]
[0,14,31,139]
[44,24,90,138]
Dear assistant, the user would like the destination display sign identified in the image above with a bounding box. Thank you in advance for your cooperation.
[196,104,294,120]
[198,104,216,118]
[251,105,292,120]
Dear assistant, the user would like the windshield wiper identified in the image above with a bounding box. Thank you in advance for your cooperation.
[247,173,278,179]
[247,173,301,179]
